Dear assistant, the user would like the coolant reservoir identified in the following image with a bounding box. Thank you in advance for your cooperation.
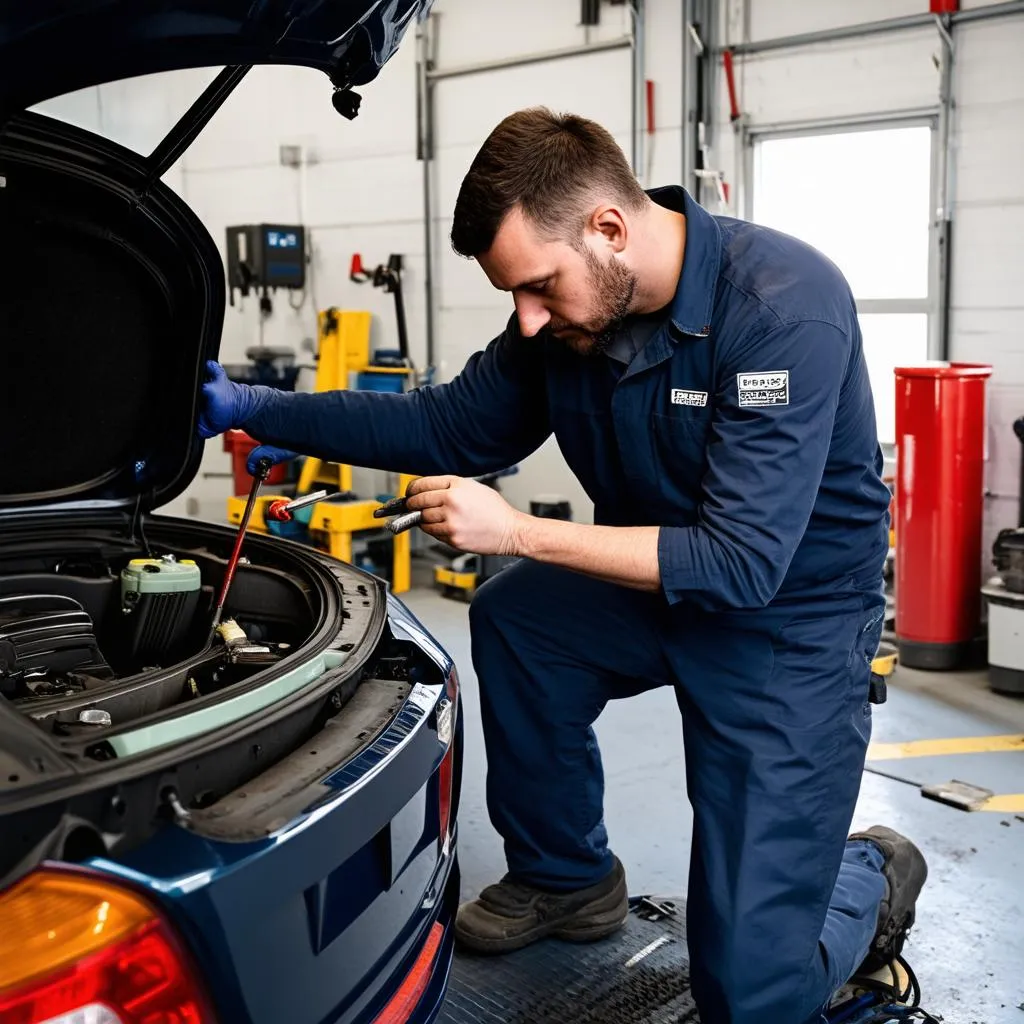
[120,557,202,665]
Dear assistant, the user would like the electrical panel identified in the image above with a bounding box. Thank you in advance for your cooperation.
[225,223,306,305]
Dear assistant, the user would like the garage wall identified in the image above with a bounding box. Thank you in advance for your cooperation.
[715,0,1024,567]
[29,1,1024,545]
[949,12,1024,552]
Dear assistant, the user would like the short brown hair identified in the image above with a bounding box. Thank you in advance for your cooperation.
[450,107,648,258]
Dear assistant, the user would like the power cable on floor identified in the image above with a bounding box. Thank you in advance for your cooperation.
[863,766,924,789]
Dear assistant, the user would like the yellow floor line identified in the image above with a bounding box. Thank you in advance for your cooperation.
[979,793,1024,814]
[867,734,1024,761]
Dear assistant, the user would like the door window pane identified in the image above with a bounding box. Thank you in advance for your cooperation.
[858,313,929,444]
[752,126,932,300]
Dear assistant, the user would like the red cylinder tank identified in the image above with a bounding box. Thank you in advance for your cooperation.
[894,362,992,669]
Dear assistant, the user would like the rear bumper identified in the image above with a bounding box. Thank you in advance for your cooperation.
[392,849,461,1024]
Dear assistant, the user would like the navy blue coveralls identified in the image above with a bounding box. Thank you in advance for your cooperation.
[243,187,893,1024]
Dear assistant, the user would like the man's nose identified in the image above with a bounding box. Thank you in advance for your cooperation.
[514,295,551,338]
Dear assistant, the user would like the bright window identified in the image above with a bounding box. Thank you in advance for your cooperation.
[751,124,934,444]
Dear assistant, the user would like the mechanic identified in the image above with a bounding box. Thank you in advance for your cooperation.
[199,108,928,1024]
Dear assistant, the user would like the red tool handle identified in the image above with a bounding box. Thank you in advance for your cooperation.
[210,458,271,638]
[266,498,293,523]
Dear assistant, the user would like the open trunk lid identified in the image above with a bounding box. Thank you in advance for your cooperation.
[0,0,432,513]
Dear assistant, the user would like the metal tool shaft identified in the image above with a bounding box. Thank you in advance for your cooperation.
[385,510,423,534]
[266,489,329,523]
[280,489,328,514]
[210,458,271,640]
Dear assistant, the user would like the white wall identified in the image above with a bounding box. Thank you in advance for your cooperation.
[31,1,1024,547]
[949,14,1024,551]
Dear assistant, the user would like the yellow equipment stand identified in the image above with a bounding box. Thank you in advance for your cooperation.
[226,479,417,596]
[226,308,416,594]
[434,566,478,600]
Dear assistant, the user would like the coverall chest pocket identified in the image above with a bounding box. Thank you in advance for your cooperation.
[651,411,712,485]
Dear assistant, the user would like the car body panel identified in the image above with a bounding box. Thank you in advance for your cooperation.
[87,659,460,1023]
[0,0,433,114]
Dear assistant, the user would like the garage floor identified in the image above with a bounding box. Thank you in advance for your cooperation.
[401,571,1024,1023]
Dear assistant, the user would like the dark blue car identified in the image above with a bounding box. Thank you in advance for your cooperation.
[0,3,463,1022]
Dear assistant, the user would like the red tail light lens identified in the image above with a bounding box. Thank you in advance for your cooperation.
[436,669,458,852]
[371,922,443,1024]
[0,866,216,1024]
[438,744,454,845]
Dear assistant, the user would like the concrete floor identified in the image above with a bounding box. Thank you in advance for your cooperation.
[401,567,1024,1023]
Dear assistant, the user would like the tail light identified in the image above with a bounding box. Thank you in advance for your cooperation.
[436,669,458,853]
[0,865,216,1024]
[371,922,443,1024]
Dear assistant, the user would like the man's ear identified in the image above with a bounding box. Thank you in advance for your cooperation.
[588,204,628,254]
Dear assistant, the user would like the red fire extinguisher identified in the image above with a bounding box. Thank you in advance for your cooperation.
[894,362,992,669]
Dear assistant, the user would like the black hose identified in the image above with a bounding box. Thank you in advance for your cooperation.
[1014,415,1024,528]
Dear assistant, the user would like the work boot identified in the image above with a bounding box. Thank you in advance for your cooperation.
[454,857,628,954]
[849,825,928,974]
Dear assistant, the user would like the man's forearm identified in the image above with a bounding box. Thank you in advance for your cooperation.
[513,516,662,591]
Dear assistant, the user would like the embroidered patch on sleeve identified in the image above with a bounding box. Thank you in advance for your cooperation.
[736,370,789,407]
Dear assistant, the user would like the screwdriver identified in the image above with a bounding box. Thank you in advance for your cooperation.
[265,490,329,523]
[371,468,518,534]
[209,456,272,642]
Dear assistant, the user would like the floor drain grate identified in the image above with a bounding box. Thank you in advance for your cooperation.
[440,896,698,1024]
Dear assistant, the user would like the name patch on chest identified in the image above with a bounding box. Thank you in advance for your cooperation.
[736,370,789,407]
[670,388,709,407]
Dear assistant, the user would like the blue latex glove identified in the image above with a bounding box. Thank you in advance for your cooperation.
[198,361,299,474]
[246,444,298,476]
[198,360,266,438]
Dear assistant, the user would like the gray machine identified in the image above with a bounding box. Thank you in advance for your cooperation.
[982,417,1024,694]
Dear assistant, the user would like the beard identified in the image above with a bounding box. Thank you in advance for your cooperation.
[547,250,637,356]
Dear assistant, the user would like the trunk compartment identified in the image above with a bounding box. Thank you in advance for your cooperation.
[1,520,321,735]
[0,512,413,888]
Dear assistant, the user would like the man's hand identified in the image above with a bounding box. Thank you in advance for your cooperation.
[405,476,526,555]
[198,361,299,473]
[403,475,662,594]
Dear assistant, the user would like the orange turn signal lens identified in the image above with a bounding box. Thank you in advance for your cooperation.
[0,866,216,1023]
[0,867,155,993]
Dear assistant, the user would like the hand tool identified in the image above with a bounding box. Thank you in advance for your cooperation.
[265,489,329,523]
[371,467,520,535]
[209,456,271,642]
[373,494,422,535]
[384,510,423,535]
[373,493,411,518]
